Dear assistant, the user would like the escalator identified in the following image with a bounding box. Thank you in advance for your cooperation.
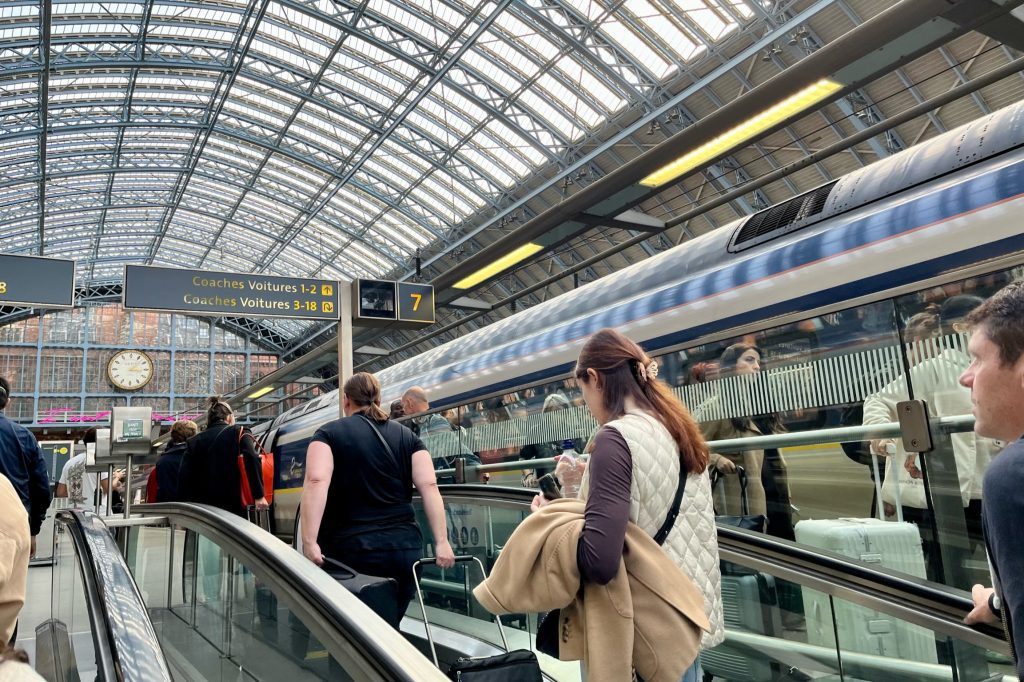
[47,489,1014,681]
[35,509,172,682]
[408,485,1016,682]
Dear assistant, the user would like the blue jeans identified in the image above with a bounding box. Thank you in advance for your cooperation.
[680,657,703,682]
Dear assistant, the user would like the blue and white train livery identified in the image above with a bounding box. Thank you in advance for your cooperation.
[261,101,1024,535]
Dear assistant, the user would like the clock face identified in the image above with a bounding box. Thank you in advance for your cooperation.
[107,350,154,391]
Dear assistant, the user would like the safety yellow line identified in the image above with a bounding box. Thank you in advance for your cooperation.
[782,442,843,452]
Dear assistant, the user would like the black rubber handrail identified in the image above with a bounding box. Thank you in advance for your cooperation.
[138,502,447,682]
[432,484,1010,655]
[54,510,172,682]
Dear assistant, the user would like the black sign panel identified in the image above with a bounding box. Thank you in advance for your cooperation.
[40,441,75,480]
[355,279,397,321]
[124,265,339,320]
[0,254,75,308]
[397,282,435,324]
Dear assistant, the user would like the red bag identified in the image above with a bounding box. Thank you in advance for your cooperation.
[146,467,158,503]
[237,428,274,506]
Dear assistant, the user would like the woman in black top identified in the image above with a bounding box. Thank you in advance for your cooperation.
[180,397,269,517]
[300,372,455,627]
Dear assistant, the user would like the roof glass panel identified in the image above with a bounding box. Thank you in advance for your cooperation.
[0,0,760,338]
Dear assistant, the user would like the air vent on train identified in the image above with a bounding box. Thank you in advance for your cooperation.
[729,180,837,252]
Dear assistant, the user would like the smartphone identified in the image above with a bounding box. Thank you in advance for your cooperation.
[538,473,562,501]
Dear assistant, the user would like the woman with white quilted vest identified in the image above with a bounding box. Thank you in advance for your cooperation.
[554,327,724,680]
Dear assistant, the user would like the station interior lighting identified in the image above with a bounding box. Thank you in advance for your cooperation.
[639,78,842,188]
[452,242,544,290]
[245,386,276,401]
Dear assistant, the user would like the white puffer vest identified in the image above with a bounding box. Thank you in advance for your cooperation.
[580,410,725,648]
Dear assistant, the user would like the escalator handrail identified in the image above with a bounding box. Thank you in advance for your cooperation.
[137,502,447,682]
[54,510,172,682]
[432,485,1011,656]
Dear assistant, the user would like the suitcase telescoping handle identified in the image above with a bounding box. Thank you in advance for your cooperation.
[412,556,510,667]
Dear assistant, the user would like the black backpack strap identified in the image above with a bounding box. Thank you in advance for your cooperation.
[359,414,400,471]
[653,464,686,546]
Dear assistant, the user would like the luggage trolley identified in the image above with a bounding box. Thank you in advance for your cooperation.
[413,556,542,681]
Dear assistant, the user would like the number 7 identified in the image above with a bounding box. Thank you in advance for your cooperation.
[410,293,422,311]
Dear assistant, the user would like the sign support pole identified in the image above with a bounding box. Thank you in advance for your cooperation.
[338,280,353,419]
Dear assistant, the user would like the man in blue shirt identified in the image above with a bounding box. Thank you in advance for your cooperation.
[960,281,1024,677]
[0,376,51,559]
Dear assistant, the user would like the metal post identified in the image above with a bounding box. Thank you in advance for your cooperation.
[337,280,353,420]
[122,453,132,519]
[105,465,114,516]
[166,523,175,610]
[224,555,235,656]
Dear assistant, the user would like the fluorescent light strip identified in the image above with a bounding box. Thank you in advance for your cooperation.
[452,242,544,290]
[639,79,842,188]
[246,386,275,400]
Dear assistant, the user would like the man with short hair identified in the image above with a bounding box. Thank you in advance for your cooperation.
[401,386,480,481]
[960,281,1024,676]
[0,377,51,560]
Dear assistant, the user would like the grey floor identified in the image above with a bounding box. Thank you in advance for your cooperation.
[17,564,52,666]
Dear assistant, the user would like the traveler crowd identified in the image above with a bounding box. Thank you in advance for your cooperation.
[0,376,49,648]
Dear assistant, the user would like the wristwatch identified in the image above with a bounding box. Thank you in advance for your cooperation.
[988,592,1002,616]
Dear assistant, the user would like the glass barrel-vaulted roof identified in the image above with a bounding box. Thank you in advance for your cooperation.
[0,0,754,337]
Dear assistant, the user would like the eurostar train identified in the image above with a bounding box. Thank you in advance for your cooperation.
[259,100,1024,538]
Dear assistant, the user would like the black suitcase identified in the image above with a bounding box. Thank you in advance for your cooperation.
[323,556,401,628]
[414,556,543,682]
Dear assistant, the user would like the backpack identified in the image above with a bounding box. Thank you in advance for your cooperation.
[237,428,274,506]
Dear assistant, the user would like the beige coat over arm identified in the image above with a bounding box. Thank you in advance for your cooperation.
[473,498,709,682]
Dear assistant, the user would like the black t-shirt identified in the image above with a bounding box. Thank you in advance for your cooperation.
[312,414,426,552]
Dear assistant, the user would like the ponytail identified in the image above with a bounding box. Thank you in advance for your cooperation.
[343,372,389,422]
[206,395,233,424]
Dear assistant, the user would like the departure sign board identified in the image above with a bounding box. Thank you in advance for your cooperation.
[124,265,340,320]
[354,279,434,326]
[0,254,75,308]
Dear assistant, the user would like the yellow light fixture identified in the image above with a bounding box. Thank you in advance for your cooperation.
[452,242,544,290]
[639,78,842,188]
[246,386,275,401]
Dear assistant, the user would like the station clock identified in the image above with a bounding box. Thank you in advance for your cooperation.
[106,350,154,391]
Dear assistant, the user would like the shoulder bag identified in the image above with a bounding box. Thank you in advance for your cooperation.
[237,426,275,506]
[535,461,688,658]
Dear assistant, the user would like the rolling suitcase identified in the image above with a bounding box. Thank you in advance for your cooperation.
[700,571,781,682]
[323,556,401,628]
[795,518,936,663]
[413,556,542,681]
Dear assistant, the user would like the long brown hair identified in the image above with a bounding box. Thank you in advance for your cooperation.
[718,343,784,435]
[575,328,709,474]
[344,372,389,421]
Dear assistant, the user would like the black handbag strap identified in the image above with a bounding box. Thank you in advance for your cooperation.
[359,414,400,471]
[653,463,686,546]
